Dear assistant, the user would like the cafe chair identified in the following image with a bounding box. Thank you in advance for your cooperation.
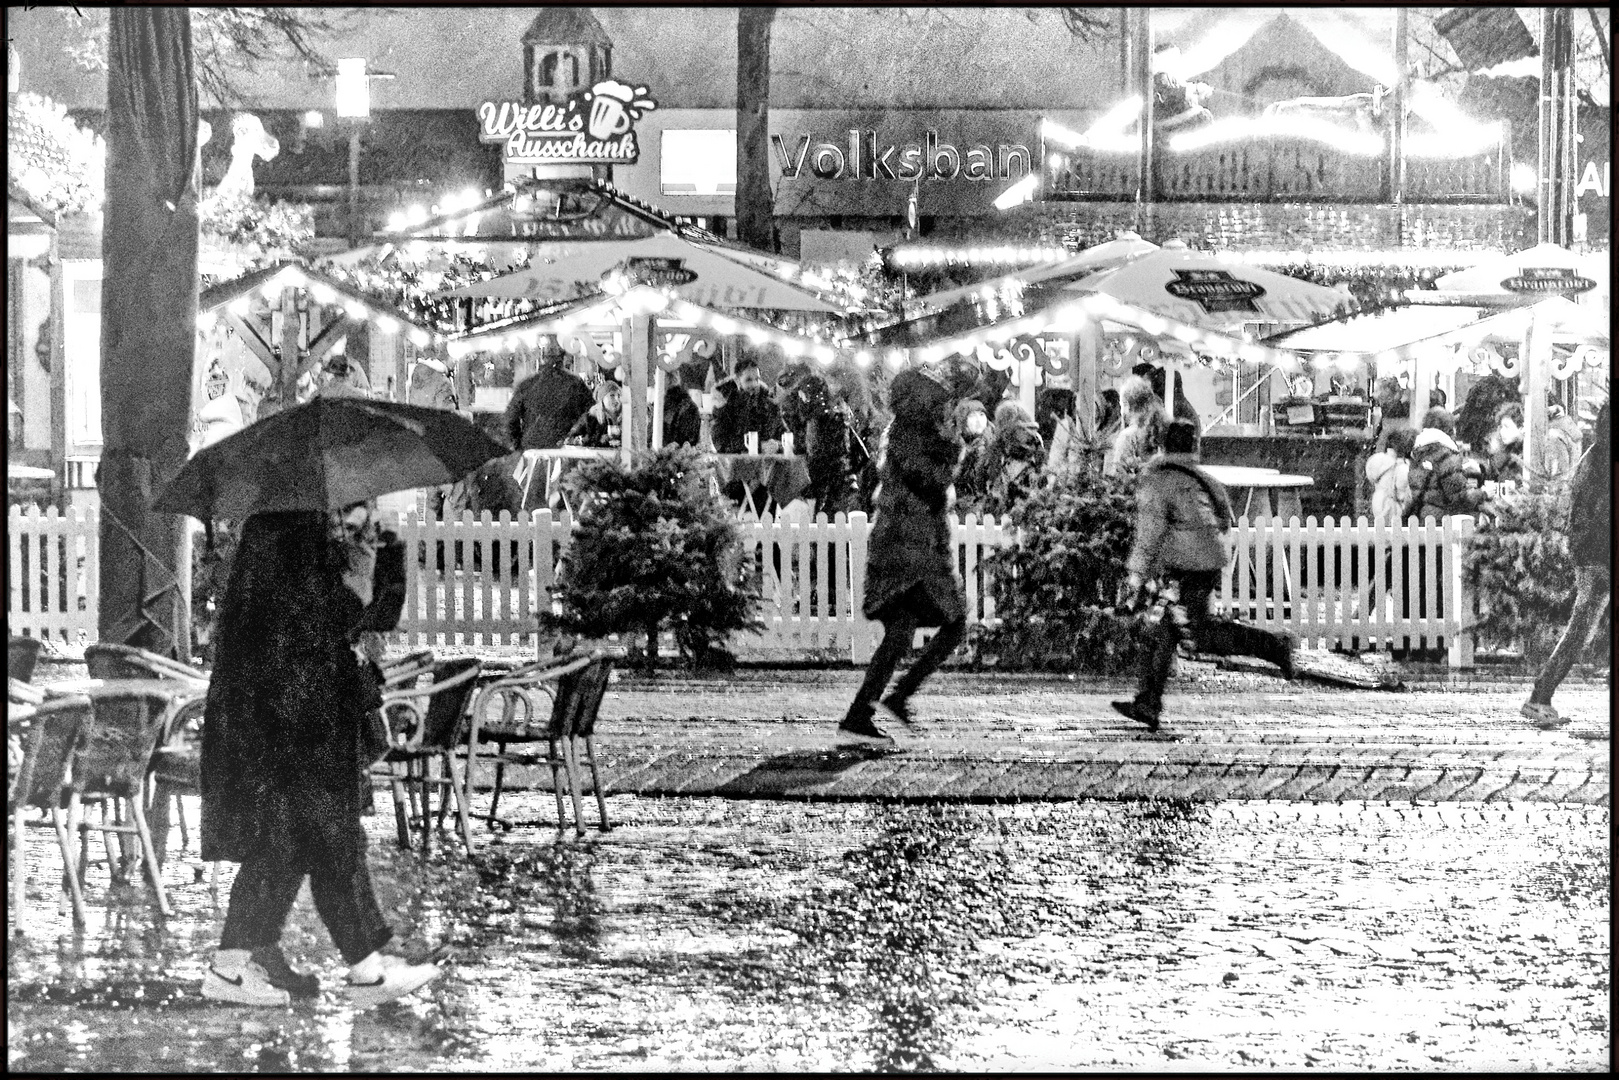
[9,635,45,683]
[65,687,183,920]
[84,642,209,868]
[464,649,614,837]
[373,656,483,855]
[9,694,94,932]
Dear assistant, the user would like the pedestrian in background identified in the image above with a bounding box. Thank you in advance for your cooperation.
[800,373,862,517]
[661,378,703,448]
[1366,427,1416,526]
[842,363,974,743]
[566,379,623,449]
[504,342,594,511]
[200,505,440,1007]
[714,357,786,511]
[406,356,458,413]
[1405,407,1492,521]
[1482,401,1525,488]
[983,400,1046,518]
[1522,399,1610,731]
[1539,401,1585,490]
[953,398,994,517]
[1113,421,1296,732]
[1105,374,1169,477]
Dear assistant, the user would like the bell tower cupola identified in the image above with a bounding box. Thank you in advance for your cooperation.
[522,7,612,106]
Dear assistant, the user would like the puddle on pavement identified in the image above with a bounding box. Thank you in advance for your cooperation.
[7,797,1608,1072]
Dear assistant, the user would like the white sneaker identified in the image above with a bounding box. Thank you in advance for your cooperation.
[346,952,441,1008]
[201,951,292,1007]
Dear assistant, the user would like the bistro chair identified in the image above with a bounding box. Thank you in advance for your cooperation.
[83,643,209,868]
[65,687,182,920]
[9,635,45,683]
[9,694,94,932]
[464,649,615,837]
[373,656,483,855]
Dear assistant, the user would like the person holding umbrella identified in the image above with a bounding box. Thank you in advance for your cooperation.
[156,397,507,1007]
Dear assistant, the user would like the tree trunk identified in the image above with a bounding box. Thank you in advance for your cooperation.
[735,7,776,252]
[97,8,200,658]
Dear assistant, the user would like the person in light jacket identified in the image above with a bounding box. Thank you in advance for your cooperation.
[1365,427,1416,526]
[1112,421,1296,732]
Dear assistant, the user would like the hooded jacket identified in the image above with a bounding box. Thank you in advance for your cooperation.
[1540,413,1584,488]
[1565,402,1609,566]
[1406,427,1488,520]
[863,368,966,625]
[1364,447,1411,526]
[1127,452,1236,578]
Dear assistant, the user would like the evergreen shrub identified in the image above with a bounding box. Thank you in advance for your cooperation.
[543,445,762,671]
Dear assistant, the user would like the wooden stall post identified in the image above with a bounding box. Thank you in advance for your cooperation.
[652,364,666,451]
[1072,324,1099,443]
[625,311,653,466]
[1521,305,1549,491]
[1408,347,1431,429]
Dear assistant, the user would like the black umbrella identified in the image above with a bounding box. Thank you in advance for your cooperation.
[153,396,509,521]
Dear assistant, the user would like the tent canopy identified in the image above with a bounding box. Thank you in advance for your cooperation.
[441,233,845,313]
[1062,240,1353,329]
[913,231,1160,315]
[1430,243,1605,297]
[1267,296,1609,355]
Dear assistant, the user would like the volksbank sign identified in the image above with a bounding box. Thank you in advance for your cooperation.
[772,129,1033,182]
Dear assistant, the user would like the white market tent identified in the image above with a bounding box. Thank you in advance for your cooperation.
[911,231,1160,316]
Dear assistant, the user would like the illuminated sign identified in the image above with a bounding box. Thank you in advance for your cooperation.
[623,257,696,287]
[1499,267,1597,296]
[772,130,1032,182]
[478,80,657,166]
[1164,269,1267,314]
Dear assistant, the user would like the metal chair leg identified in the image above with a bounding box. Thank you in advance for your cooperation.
[128,795,172,918]
[53,803,89,928]
[561,737,587,839]
[583,734,610,831]
[546,737,569,831]
[389,769,412,848]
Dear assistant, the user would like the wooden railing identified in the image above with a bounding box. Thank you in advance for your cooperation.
[8,506,1480,665]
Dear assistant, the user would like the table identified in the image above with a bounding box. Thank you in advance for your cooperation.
[1202,465,1313,522]
[712,453,811,514]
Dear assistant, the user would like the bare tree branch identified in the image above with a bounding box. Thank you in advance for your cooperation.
[1057,8,1113,44]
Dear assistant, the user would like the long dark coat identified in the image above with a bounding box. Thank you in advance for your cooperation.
[863,369,966,626]
[200,512,405,865]
[1566,402,1610,568]
[504,365,594,451]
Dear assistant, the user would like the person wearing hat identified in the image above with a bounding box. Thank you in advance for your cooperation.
[566,379,624,449]
[406,355,458,413]
[504,339,594,510]
[841,359,979,742]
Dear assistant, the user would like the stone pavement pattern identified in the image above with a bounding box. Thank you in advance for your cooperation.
[510,668,1612,805]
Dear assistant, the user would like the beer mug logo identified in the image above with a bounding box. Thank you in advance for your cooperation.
[582,80,657,141]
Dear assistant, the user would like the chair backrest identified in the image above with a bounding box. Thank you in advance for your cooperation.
[85,642,206,683]
[10,696,91,811]
[418,657,484,750]
[9,636,44,683]
[73,690,175,799]
[546,655,613,740]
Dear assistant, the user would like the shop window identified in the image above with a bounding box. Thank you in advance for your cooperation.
[660,129,737,196]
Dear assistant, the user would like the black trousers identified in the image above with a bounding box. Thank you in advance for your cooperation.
[219,811,392,965]
[1135,569,1291,715]
[850,599,966,716]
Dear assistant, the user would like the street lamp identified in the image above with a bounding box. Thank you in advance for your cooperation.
[335,57,370,249]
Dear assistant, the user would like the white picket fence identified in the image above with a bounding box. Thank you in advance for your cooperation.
[8,505,1480,664]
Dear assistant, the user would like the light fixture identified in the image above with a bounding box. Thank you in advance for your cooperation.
[1509,162,1537,196]
[992,174,1039,212]
[302,109,325,129]
[335,57,370,120]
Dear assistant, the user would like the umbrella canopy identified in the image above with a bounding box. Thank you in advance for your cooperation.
[1430,243,1606,300]
[914,231,1160,314]
[442,233,843,313]
[1062,241,1353,329]
[153,397,508,521]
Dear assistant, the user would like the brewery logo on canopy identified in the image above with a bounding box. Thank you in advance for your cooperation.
[623,257,697,287]
[478,80,658,166]
[1500,266,1597,296]
[1165,269,1267,314]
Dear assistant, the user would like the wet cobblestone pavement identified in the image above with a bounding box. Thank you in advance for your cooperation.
[7,668,1610,1071]
[8,795,1609,1071]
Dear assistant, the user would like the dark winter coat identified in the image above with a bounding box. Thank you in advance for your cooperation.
[1405,429,1489,521]
[1566,403,1610,567]
[200,512,405,865]
[805,408,861,516]
[662,385,703,447]
[504,365,594,451]
[1127,453,1236,579]
[982,415,1046,518]
[713,387,786,454]
[863,369,966,626]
